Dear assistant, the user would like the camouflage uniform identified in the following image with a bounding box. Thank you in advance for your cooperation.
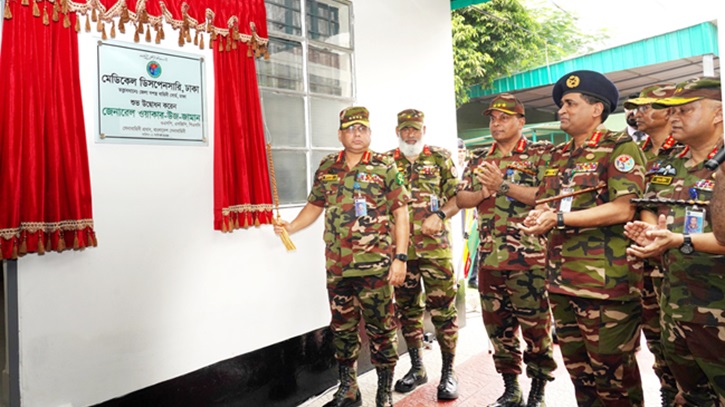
[640,143,725,406]
[540,129,646,406]
[459,137,557,381]
[387,145,459,354]
[308,149,410,370]
[638,134,680,400]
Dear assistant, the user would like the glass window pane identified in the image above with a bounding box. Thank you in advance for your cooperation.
[310,97,349,148]
[261,92,305,147]
[265,0,302,36]
[307,46,352,97]
[271,150,309,204]
[256,38,303,92]
[306,0,350,48]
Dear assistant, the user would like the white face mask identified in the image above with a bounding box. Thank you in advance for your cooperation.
[398,134,425,157]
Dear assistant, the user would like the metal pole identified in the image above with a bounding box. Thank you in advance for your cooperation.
[3,260,19,407]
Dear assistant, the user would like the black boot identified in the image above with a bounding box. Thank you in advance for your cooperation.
[437,352,459,400]
[661,388,676,407]
[394,347,428,393]
[376,366,394,407]
[488,373,524,407]
[322,364,362,407]
[526,378,547,407]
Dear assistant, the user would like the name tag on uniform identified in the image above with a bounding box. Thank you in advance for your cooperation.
[544,168,558,177]
[559,187,574,213]
[322,174,338,182]
[684,207,705,234]
[650,176,673,185]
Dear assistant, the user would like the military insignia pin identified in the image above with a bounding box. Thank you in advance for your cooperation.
[566,75,580,88]
[614,154,635,173]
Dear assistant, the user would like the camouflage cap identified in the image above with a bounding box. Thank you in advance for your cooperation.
[397,109,425,130]
[623,83,677,109]
[483,93,525,116]
[339,106,370,129]
[552,70,619,112]
[652,77,722,108]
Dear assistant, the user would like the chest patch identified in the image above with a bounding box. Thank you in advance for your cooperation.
[614,154,635,173]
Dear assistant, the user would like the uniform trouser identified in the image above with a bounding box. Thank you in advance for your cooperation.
[479,268,556,380]
[661,311,725,406]
[394,258,459,354]
[640,275,677,396]
[327,273,398,368]
[549,293,643,407]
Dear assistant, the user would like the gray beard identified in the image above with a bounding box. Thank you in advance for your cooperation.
[399,138,424,157]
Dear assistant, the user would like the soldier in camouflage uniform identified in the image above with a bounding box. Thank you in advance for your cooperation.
[625,77,725,406]
[623,84,680,405]
[457,94,556,407]
[384,109,461,400]
[274,106,411,407]
[521,70,645,407]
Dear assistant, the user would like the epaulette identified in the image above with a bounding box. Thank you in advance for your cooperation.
[471,147,488,158]
[372,152,394,165]
[609,130,634,145]
[669,144,688,158]
[427,145,452,159]
[320,152,338,165]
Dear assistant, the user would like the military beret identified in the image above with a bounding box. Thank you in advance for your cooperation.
[552,70,619,112]
[623,83,677,110]
[397,109,424,130]
[339,106,370,129]
[483,93,525,117]
[652,77,722,109]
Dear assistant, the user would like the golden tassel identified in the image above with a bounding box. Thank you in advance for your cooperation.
[185,28,191,43]
[210,31,216,41]
[133,25,140,42]
[57,233,66,252]
[232,38,237,50]
[199,33,204,50]
[154,26,161,44]
[42,3,49,25]
[110,20,116,38]
[266,143,296,251]
[221,219,228,233]
[178,29,184,47]
[37,236,45,255]
[85,13,91,32]
[32,1,39,17]
[19,237,27,255]
[218,36,223,52]
[159,24,165,40]
[91,6,96,22]
[193,30,198,46]
[73,234,79,250]
[247,44,252,57]
[118,18,125,34]
[61,0,68,14]
[264,48,270,60]
[62,11,70,28]
[137,20,144,34]
[4,2,11,19]
[145,25,151,42]
[22,0,29,7]
[96,18,102,32]
[225,36,231,52]
[101,22,107,40]
[11,242,18,259]
[75,13,80,31]
[52,4,59,22]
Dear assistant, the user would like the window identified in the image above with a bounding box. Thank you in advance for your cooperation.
[259,0,354,205]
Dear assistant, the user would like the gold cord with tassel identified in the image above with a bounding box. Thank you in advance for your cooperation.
[63,11,70,28]
[52,2,59,22]
[22,0,29,7]
[42,3,49,25]
[159,24,165,40]
[4,1,11,19]
[32,0,39,17]
[133,23,140,42]
[90,6,96,22]
[101,22,107,40]
[145,24,151,42]
[110,20,116,38]
[199,33,204,50]
[74,12,80,31]
[266,143,296,251]
[85,12,91,32]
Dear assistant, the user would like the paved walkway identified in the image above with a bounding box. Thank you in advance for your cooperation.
[301,286,662,407]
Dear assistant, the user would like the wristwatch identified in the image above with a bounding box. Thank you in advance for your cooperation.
[679,234,694,254]
[497,180,510,195]
[434,210,447,220]
[394,253,408,262]
[556,211,566,230]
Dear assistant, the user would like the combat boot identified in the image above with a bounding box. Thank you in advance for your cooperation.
[322,364,361,407]
[526,377,547,407]
[437,352,459,400]
[375,366,394,407]
[488,373,524,407]
[394,347,428,393]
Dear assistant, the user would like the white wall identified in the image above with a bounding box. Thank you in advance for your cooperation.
[12,1,460,406]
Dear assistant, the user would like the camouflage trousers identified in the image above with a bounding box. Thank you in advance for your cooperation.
[661,311,725,407]
[549,294,643,407]
[394,258,459,353]
[327,273,398,368]
[641,275,678,398]
[478,268,556,380]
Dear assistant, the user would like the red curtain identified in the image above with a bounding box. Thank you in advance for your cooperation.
[0,2,96,260]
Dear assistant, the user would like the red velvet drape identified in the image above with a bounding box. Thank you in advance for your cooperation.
[0,3,97,260]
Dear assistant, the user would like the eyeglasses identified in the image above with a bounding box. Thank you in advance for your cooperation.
[636,105,652,113]
[399,127,421,135]
[344,125,369,134]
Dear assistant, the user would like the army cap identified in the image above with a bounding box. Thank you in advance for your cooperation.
[397,109,425,130]
[652,77,722,108]
[339,106,370,129]
[552,70,619,112]
[623,83,677,109]
[483,93,525,117]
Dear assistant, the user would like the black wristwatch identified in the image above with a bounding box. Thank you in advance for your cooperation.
[556,211,566,230]
[497,180,510,195]
[679,234,694,254]
[434,210,447,220]
[394,253,408,262]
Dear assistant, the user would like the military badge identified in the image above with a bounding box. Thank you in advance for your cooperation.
[614,154,635,173]
[695,179,714,191]
[322,174,338,182]
[574,162,598,173]
[544,168,558,177]
[566,75,580,88]
[650,176,673,185]
[586,153,595,160]
[396,172,405,185]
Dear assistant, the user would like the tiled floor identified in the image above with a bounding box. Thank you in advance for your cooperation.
[301,285,662,407]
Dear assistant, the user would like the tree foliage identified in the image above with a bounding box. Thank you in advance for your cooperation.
[452,0,603,106]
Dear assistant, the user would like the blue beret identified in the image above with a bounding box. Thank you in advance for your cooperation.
[552,70,619,112]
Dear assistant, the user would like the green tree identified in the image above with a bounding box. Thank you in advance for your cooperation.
[452,0,602,106]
